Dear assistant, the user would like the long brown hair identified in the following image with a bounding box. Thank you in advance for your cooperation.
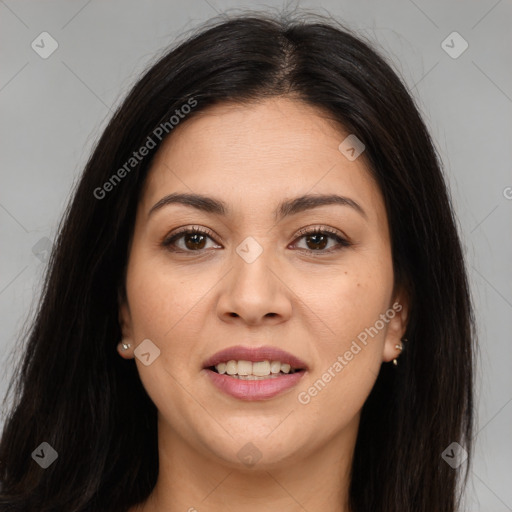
[0,11,475,512]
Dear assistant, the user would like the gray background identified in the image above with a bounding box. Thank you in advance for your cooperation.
[1,1,511,510]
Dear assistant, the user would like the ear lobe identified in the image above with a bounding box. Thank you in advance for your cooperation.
[382,296,409,363]
[117,299,135,359]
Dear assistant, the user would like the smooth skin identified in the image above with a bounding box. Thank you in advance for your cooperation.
[120,97,408,512]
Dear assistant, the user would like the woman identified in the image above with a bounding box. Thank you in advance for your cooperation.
[0,11,475,512]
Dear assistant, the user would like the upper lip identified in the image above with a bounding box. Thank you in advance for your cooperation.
[203,345,308,370]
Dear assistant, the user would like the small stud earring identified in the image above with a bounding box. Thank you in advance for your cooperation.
[392,339,406,366]
[120,342,131,351]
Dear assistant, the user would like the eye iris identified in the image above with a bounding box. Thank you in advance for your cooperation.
[185,233,207,250]
[306,233,328,250]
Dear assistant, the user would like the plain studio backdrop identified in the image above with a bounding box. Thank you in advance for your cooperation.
[0,1,511,510]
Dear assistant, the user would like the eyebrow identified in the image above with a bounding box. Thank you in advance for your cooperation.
[148,192,367,221]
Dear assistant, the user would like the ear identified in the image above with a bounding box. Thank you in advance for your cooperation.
[117,292,135,359]
[382,291,409,363]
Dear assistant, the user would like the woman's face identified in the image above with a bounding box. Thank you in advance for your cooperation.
[119,97,407,469]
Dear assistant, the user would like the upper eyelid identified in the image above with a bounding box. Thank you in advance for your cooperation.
[296,225,344,237]
[166,224,346,241]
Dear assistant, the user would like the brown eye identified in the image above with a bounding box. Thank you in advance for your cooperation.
[182,232,207,250]
[304,232,329,251]
[293,227,351,254]
[162,226,219,252]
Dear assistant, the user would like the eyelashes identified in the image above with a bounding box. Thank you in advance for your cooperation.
[161,225,352,256]
[162,226,218,253]
[293,226,351,254]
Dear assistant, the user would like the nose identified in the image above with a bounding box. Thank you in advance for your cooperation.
[216,247,292,327]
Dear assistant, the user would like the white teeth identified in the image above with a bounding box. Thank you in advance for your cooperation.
[281,363,291,374]
[226,360,237,375]
[214,359,299,376]
[232,374,280,380]
[252,361,270,376]
[237,360,252,376]
[270,361,281,374]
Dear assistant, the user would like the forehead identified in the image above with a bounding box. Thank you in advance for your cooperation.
[140,97,385,223]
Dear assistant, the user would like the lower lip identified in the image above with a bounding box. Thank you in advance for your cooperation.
[204,369,306,401]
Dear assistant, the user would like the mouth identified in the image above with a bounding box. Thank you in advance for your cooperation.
[206,360,304,379]
[202,345,308,400]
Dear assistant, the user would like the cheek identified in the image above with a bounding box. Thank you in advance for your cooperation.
[125,254,206,420]
[296,248,393,405]
[125,249,205,340]
[294,269,392,426]
[305,257,394,343]
[125,249,220,394]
